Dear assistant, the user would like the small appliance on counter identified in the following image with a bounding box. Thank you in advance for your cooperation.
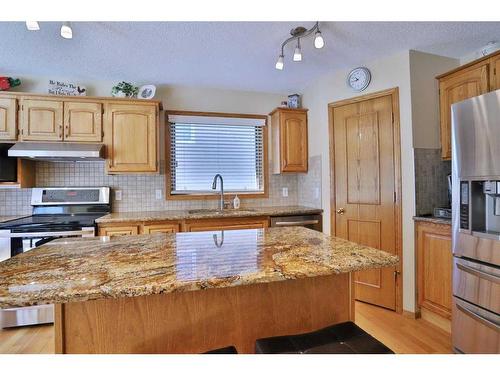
[0,187,110,328]
[433,207,452,219]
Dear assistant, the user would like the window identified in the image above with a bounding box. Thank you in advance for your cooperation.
[167,111,268,198]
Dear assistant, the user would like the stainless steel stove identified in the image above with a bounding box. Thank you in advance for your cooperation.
[0,187,110,328]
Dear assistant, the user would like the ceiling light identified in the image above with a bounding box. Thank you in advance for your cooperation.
[293,40,302,62]
[275,55,284,70]
[25,21,40,31]
[274,22,324,70]
[314,30,324,49]
[60,22,73,39]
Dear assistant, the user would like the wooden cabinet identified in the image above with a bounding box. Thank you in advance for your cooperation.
[21,99,64,141]
[0,159,36,188]
[64,101,102,142]
[490,53,500,91]
[142,223,180,234]
[98,225,140,237]
[270,108,308,173]
[436,51,500,160]
[183,217,269,232]
[0,98,17,140]
[104,103,158,174]
[416,221,452,323]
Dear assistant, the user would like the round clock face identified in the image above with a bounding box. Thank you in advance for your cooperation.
[347,67,371,91]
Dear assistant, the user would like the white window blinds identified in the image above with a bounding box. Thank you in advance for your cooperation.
[168,114,266,195]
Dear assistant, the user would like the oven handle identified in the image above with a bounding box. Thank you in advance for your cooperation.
[0,228,95,238]
[456,299,500,331]
[456,259,500,284]
[273,220,320,226]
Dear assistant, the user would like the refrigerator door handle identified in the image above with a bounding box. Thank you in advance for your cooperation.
[456,260,500,284]
[456,300,500,331]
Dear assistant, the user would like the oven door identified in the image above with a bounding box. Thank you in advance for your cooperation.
[0,227,95,328]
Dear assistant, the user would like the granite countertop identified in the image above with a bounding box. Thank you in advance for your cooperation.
[0,215,28,223]
[95,205,323,223]
[413,215,451,225]
[0,227,397,308]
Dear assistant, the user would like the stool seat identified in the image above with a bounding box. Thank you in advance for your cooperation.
[255,321,393,354]
[204,345,238,354]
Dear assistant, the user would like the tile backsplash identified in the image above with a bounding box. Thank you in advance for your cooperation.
[414,148,451,216]
[0,161,300,215]
[297,155,322,208]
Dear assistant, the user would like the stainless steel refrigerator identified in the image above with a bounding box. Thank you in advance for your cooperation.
[451,89,500,354]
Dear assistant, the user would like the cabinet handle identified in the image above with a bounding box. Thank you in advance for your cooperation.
[59,124,63,138]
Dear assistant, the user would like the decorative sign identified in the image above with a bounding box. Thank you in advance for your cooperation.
[48,80,87,96]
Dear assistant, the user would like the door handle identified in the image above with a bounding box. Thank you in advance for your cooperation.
[336,208,345,215]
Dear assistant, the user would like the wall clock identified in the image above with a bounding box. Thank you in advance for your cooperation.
[347,67,371,92]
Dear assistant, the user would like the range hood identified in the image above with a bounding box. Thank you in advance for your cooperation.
[8,142,105,161]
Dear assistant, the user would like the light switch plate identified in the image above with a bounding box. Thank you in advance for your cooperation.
[282,187,288,197]
[155,189,163,200]
[115,190,122,201]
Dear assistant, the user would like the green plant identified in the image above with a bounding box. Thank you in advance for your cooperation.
[111,81,139,98]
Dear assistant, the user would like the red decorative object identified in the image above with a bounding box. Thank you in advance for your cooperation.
[0,77,21,91]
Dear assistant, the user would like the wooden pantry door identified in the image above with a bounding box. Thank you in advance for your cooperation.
[329,88,402,311]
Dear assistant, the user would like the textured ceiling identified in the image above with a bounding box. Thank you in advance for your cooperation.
[0,21,499,93]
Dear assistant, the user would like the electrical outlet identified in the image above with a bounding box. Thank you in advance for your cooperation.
[115,190,122,201]
[155,189,163,200]
[282,187,288,197]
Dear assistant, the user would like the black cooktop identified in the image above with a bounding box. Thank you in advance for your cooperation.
[0,214,103,233]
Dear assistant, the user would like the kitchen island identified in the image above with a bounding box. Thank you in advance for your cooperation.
[0,227,397,354]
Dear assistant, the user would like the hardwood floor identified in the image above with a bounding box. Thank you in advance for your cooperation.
[355,302,452,354]
[0,301,452,354]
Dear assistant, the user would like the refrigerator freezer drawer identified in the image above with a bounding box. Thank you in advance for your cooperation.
[452,297,500,354]
[454,232,500,267]
[453,257,500,315]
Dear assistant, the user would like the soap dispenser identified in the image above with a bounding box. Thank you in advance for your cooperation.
[233,195,240,210]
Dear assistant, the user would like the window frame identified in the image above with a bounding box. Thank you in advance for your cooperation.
[165,110,269,200]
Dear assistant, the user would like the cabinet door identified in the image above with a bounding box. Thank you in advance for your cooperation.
[64,101,102,142]
[280,111,308,172]
[416,222,452,319]
[490,54,500,91]
[21,99,63,141]
[439,62,489,160]
[0,98,17,141]
[142,223,180,234]
[184,217,269,232]
[104,103,158,173]
[98,225,139,237]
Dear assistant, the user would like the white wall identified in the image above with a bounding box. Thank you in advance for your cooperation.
[302,51,416,312]
[410,50,459,149]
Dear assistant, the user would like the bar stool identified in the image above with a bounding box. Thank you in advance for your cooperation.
[204,346,238,354]
[255,322,393,354]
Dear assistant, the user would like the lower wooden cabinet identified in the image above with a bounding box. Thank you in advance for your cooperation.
[98,225,140,237]
[416,221,452,323]
[142,223,180,234]
[183,217,269,232]
[98,217,270,237]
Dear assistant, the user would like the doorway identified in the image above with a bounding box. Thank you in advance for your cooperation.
[329,88,402,312]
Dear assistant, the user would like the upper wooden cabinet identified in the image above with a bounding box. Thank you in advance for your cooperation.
[21,99,64,141]
[490,53,500,91]
[270,108,308,173]
[64,101,102,142]
[437,51,500,160]
[0,98,17,141]
[104,103,159,174]
[416,221,452,320]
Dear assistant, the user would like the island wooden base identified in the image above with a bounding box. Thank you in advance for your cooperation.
[55,273,352,354]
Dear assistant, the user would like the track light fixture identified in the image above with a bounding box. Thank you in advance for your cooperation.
[60,22,73,39]
[25,21,40,31]
[275,22,324,70]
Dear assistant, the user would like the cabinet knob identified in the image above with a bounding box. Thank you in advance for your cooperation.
[336,208,345,215]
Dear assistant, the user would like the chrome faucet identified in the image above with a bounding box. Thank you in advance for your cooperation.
[212,174,224,211]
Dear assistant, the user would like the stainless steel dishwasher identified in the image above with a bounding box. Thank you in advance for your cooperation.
[270,214,322,232]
